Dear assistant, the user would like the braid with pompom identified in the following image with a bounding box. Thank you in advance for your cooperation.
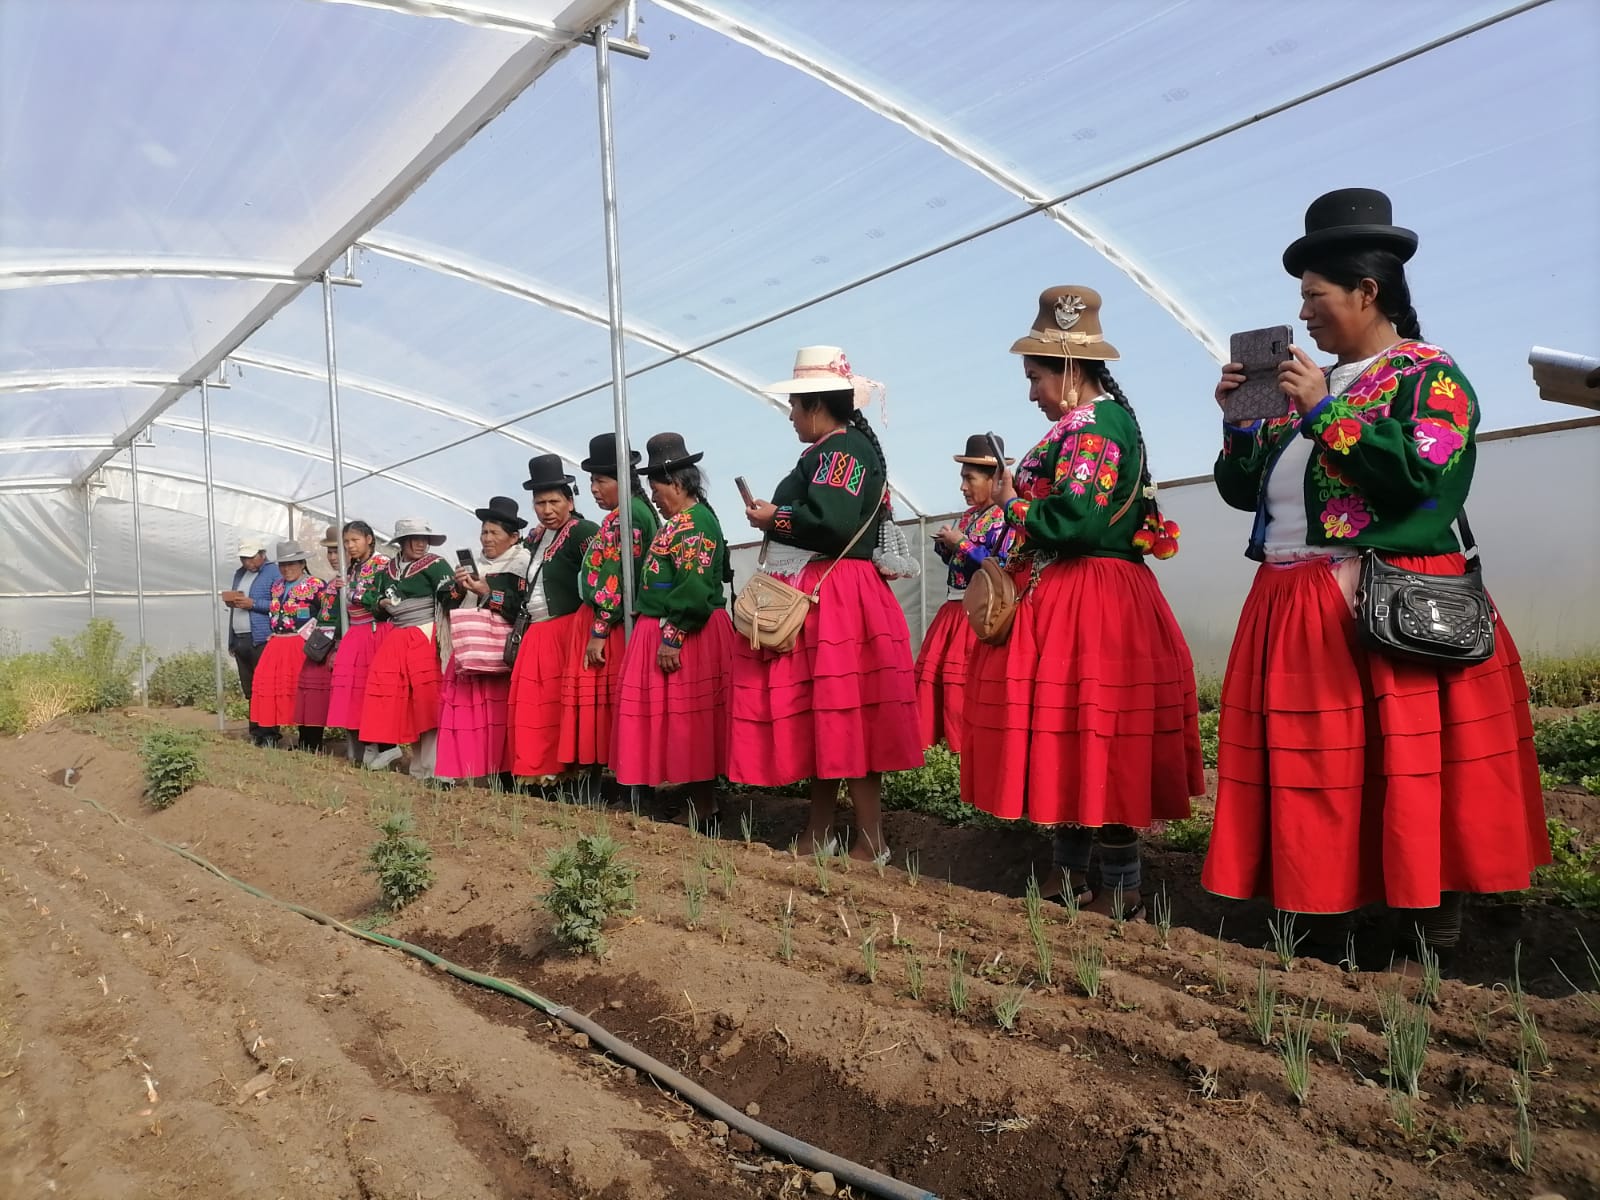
[1089,362,1180,559]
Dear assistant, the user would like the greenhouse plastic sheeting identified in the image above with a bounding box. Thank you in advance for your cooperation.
[2,0,1598,659]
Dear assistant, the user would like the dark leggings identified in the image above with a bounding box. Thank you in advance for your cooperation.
[1301,891,1464,956]
[1052,824,1142,892]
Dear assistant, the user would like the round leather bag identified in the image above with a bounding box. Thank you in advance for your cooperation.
[963,557,1016,646]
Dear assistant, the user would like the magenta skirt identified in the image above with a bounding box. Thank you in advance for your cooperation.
[436,655,512,779]
[611,612,734,786]
[728,558,923,786]
[326,621,387,730]
[293,656,334,727]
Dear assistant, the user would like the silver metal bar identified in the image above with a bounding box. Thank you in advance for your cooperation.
[624,0,639,42]
[201,380,227,732]
[128,439,149,705]
[84,486,97,620]
[916,517,928,642]
[579,29,650,59]
[322,273,351,634]
[594,24,635,638]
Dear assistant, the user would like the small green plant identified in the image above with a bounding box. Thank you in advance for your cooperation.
[366,813,436,911]
[1023,874,1053,985]
[903,849,920,887]
[1340,930,1360,974]
[1211,920,1231,995]
[147,648,243,709]
[905,949,925,1000]
[1509,1073,1535,1174]
[1534,709,1600,787]
[683,863,707,930]
[1072,940,1103,999]
[536,832,636,956]
[1507,942,1551,1070]
[1151,884,1172,949]
[1197,709,1219,768]
[1161,815,1213,854]
[1382,990,1430,1098]
[141,728,203,808]
[1247,964,1277,1046]
[718,850,738,900]
[777,892,795,962]
[1321,1010,1350,1065]
[739,803,754,846]
[813,845,832,896]
[1553,931,1600,1014]
[1534,820,1600,908]
[948,950,970,1015]
[994,984,1028,1031]
[1109,882,1127,937]
[1412,930,1442,1007]
[1281,999,1319,1105]
[860,933,879,984]
[1389,1093,1418,1140]
[1266,911,1306,971]
[1523,651,1600,707]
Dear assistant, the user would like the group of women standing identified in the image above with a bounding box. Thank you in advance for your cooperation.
[244,186,1550,969]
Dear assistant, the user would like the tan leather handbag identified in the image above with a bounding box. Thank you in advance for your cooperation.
[734,496,883,653]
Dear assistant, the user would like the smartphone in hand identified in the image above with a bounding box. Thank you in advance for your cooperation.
[734,476,756,508]
[455,547,479,579]
[1224,326,1294,423]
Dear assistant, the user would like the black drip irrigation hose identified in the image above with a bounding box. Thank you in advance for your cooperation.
[55,787,939,1200]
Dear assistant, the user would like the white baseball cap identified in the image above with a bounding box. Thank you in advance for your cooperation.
[237,541,265,557]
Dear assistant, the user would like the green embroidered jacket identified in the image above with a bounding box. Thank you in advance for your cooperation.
[770,425,885,559]
[636,502,728,648]
[520,517,600,619]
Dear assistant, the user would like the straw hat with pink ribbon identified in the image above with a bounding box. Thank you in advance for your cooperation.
[763,346,888,418]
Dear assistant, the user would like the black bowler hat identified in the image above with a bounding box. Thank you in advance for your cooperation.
[579,432,641,477]
[474,495,526,531]
[1283,188,1418,277]
[633,432,704,476]
[953,433,1013,466]
[521,453,575,492]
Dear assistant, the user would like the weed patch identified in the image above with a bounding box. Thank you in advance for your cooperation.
[538,832,637,957]
[141,728,203,808]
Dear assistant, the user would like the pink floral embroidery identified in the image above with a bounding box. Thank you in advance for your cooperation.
[1321,496,1370,540]
[1413,418,1464,465]
[1342,362,1399,405]
[1059,405,1095,432]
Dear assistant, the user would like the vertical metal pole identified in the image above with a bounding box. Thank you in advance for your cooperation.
[322,273,350,625]
[594,24,635,638]
[83,486,97,620]
[128,438,149,705]
[916,516,929,642]
[201,379,227,731]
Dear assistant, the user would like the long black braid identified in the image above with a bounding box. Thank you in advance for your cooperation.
[1087,362,1156,526]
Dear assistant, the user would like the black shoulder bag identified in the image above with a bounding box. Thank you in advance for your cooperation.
[1355,510,1496,667]
[502,543,549,668]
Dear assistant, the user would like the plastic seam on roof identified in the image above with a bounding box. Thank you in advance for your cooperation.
[315,0,583,38]
[0,260,306,289]
[67,22,598,491]
[656,0,1226,362]
[0,371,180,393]
[229,349,581,462]
[94,462,329,515]
[358,234,929,515]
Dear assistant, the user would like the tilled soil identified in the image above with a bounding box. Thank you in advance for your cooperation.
[3,709,1598,1200]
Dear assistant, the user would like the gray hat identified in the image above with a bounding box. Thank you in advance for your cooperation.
[274,539,309,564]
[390,517,447,547]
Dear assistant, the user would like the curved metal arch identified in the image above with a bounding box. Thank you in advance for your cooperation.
[0,258,307,289]
[313,0,575,39]
[357,234,930,516]
[0,370,180,394]
[96,462,319,514]
[150,416,479,516]
[655,0,1225,362]
[227,348,582,464]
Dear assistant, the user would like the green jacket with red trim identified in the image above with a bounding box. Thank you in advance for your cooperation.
[1215,341,1477,561]
[770,425,885,559]
[636,502,727,648]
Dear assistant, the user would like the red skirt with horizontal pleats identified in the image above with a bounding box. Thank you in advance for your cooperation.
[914,598,975,753]
[507,612,582,778]
[611,612,734,787]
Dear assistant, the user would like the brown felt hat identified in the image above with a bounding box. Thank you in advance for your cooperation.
[953,433,1013,466]
[1009,286,1120,361]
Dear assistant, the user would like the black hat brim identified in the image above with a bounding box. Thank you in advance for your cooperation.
[1283,224,1418,277]
[522,474,576,492]
[634,452,704,475]
[474,507,527,530]
[579,449,642,475]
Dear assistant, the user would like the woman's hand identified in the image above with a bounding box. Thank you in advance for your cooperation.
[934,525,963,551]
[453,565,489,597]
[1215,362,1246,411]
[584,636,608,669]
[657,644,682,675]
[1277,346,1329,415]
[991,466,1017,509]
[745,500,777,531]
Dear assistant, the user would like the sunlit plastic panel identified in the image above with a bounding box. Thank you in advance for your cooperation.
[0,448,88,483]
[1073,0,1600,435]
[337,472,467,540]
[375,2,1022,349]
[0,387,157,442]
[698,0,1521,197]
[0,0,543,264]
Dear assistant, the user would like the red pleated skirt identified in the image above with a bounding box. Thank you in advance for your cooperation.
[436,656,511,779]
[293,655,333,727]
[559,607,622,768]
[326,621,386,730]
[728,558,923,786]
[250,634,308,727]
[960,555,1204,826]
[507,611,582,778]
[1202,555,1549,913]
[358,624,441,745]
[612,612,734,786]
[914,598,976,753]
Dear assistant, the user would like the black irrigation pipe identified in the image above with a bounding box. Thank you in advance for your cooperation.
[54,785,939,1200]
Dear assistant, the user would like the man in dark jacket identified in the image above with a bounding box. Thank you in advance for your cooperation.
[224,542,281,744]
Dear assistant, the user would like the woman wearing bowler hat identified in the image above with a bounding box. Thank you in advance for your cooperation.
[913,434,1014,754]
[435,496,533,783]
[1203,188,1548,968]
[732,347,923,862]
[506,455,600,781]
[561,433,660,774]
[610,433,734,822]
[249,540,328,750]
[965,290,1203,918]
[359,518,453,777]
[325,519,390,764]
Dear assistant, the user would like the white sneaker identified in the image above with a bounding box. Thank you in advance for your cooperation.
[365,746,402,772]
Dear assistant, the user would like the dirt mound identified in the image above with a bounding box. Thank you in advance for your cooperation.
[3,712,1598,1199]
